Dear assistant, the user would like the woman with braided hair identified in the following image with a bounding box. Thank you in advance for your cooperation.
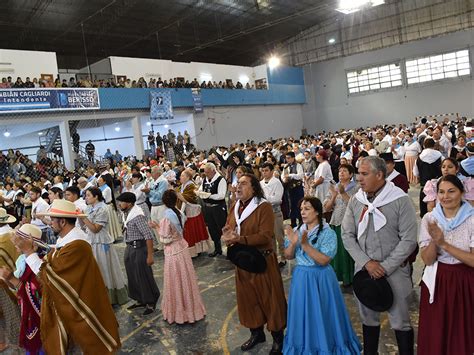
[283,197,360,354]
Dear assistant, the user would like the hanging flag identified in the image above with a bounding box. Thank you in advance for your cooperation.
[150,90,173,120]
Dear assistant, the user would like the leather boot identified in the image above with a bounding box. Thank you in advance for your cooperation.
[269,330,284,355]
[240,327,265,351]
[395,329,414,355]
[363,324,380,355]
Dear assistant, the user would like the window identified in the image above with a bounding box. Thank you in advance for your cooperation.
[346,63,402,94]
[406,49,470,85]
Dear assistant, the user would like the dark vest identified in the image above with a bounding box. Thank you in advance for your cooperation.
[203,175,225,205]
[416,157,442,186]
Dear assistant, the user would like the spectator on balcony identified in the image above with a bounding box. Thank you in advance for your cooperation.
[200,81,207,89]
[157,77,163,87]
[32,78,39,88]
[124,78,132,88]
[104,149,113,161]
[24,77,34,88]
[68,78,77,87]
[191,78,199,88]
[138,77,147,88]
[72,130,80,153]
[0,78,8,88]
[13,77,24,88]
[207,81,213,89]
[245,83,251,89]
[156,132,163,150]
[167,129,176,146]
[114,150,123,163]
[236,81,243,89]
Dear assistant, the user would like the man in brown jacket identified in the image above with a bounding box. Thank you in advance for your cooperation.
[222,174,287,354]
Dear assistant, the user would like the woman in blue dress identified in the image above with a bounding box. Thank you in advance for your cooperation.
[283,196,361,354]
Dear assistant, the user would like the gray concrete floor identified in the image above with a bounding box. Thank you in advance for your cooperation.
[4,188,423,355]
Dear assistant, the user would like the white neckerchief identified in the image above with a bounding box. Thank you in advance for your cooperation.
[354,182,406,239]
[234,197,266,234]
[386,169,400,182]
[123,204,145,228]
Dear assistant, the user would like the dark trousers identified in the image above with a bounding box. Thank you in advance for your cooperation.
[124,244,160,306]
[203,203,227,254]
[419,189,428,218]
[289,186,304,227]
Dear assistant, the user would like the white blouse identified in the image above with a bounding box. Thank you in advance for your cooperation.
[419,213,474,264]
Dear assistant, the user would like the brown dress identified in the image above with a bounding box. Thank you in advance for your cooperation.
[226,202,287,331]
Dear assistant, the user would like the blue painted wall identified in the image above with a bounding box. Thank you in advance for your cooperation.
[98,66,305,110]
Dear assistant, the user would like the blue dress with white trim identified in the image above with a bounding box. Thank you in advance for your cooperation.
[283,223,361,355]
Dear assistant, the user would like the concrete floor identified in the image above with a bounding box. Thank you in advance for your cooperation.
[114,187,423,355]
[4,188,423,355]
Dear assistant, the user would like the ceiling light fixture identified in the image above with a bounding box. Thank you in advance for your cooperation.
[336,0,385,14]
[328,38,336,44]
[114,126,120,132]
[268,56,281,69]
[164,124,169,128]
[3,130,10,138]
[146,122,152,126]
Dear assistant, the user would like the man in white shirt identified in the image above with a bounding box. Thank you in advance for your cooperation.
[64,185,87,230]
[260,162,286,267]
[27,186,50,241]
[77,177,92,198]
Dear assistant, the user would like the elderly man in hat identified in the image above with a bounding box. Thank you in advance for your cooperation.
[116,192,160,315]
[13,199,121,354]
[342,156,417,355]
[222,173,286,354]
[0,208,20,352]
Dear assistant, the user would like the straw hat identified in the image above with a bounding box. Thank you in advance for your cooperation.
[0,208,16,224]
[16,224,42,241]
[36,199,86,218]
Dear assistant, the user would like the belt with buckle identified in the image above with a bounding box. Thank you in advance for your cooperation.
[126,240,146,248]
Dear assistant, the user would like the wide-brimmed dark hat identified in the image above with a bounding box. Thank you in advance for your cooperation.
[353,269,394,312]
[227,244,267,273]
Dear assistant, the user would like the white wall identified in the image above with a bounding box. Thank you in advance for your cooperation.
[303,30,474,133]
[107,56,266,85]
[193,105,303,149]
[0,49,58,79]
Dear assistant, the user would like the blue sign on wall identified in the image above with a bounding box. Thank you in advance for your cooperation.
[150,90,173,120]
[0,88,100,113]
[191,88,203,113]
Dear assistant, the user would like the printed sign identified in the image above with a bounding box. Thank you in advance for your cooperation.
[0,88,100,113]
[191,88,203,113]
[150,90,173,120]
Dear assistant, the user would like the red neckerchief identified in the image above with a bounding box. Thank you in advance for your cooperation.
[238,198,252,217]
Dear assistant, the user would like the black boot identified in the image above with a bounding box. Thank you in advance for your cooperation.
[269,330,284,355]
[240,327,266,351]
[395,329,414,355]
[363,324,380,355]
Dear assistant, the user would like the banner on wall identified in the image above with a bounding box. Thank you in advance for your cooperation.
[0,88,100,114]
[191,88,203,113]
[150,90,173,120]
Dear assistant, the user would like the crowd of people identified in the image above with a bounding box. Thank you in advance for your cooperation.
[0,75,262,90]
[0,115,473,354]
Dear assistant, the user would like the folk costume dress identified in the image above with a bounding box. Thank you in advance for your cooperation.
[417,203,474,355]
[0,225,21,348]
[324,181,358,286]
[84,202,128,305]
[178,181,211,257]
[14,257,43,354]
[158,208,206,324]
[99,184,122,241]
[283,223,361,355]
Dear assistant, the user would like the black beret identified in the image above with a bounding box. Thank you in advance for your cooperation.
[353,269,393,312]
[116,192,136,204]
[227,244,267,273]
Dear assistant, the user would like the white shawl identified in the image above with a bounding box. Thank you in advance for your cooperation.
[234,197,267,234]
[386,169,400,182]
[354,182,407,239]
[123,204,145,228]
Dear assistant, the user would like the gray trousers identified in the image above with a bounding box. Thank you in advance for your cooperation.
[356,264,413,331]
